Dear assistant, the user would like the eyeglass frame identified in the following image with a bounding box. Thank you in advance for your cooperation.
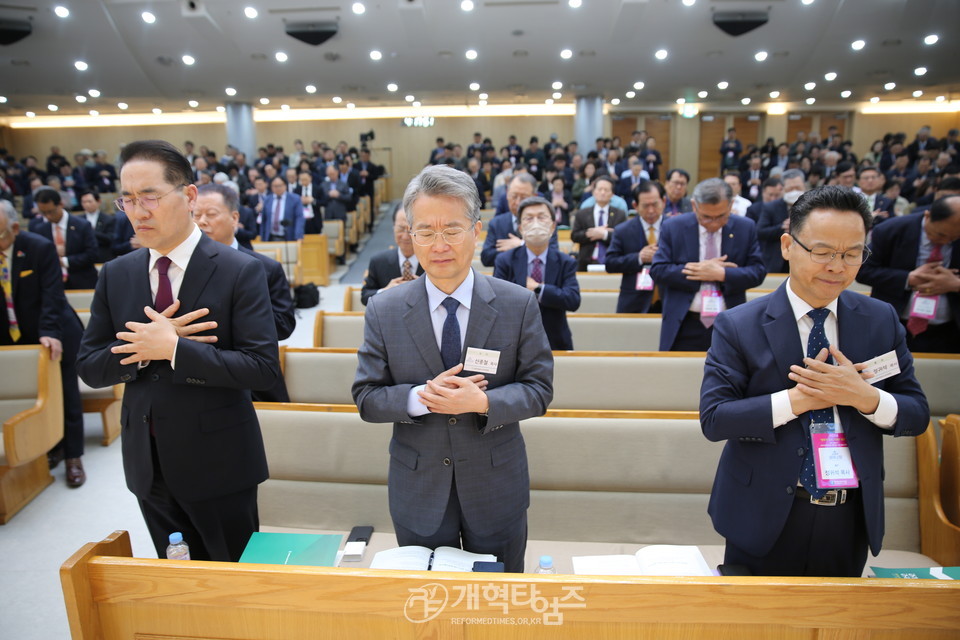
[114,184,186,213]
[409,226,472,246]
[789,234,871,267]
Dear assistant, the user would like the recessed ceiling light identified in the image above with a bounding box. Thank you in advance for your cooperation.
[54,6,69,18]
[89,110,98,116]
[346,102,356,109]
[281,104,290,110]
[553,92,562,99]
[655,49,668,60]
[801,0,814,4]
[404,95,414,102]
[806,97,816,105]
[479,92,488,100]
[333,96,343,103]
[697,90,708,99]
[924,34,938,45]
[824,72,837,82]
[913,90,923,98]
[88,89,100,97]
[476,100,484,106]
[305,84,317,94]
[851,39,865,50]
[352,2,365,15]
[244,7,258,19]
[465,49,478,60]
[870,96,880,103]
[188,100,199,108]
[633,81,645,90]
[216,105,226,112]
[369,50,382,61]
[676,98,685,105]
[225,87,237,96]
[568,0,582,7]
[804,82,816,91]
[469,82,480,91]
[682,0,695,6]
[387,83,398,92]
[0,96,6,103]
[182,55,196,66]
[626,91,636,99]
[884,82,896,90]
[741,97,751,105]
[75,95,87,103]
[754,51,768,62]
[546,98,555,105]
[26,111,36,118]
[152,108,162,115]
[914,66,927,76]
[560,48,573,59]
[275,51,288,62]
[840,90,852,98]
[461,0,474,10]
[117,102,128,110]
[552,81,563,90]
[610,98,620,105]
[259,98,270,105]
[717,81,729,90]
[142,11,156,24]
[48,104,59,111]
[936,95,946,102]
[769,91,780,99]
[74,60,88,71]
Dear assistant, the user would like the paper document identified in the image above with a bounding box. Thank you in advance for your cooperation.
[573,545,712,577]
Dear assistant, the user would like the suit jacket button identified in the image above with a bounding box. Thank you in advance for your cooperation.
[120,374,132,382]
[785,486,795,495]
[797,447,805,456]
[142,416,148,423]
[448,417,457,425]
[151,374,160,382]
[442,457,451,466]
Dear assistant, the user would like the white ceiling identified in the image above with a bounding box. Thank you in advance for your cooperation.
[0,0,958,116]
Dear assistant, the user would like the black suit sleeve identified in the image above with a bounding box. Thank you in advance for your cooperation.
[76,262,141,387]
[33,238,68,342]
[265,259,296,341]
[67,220,99,270]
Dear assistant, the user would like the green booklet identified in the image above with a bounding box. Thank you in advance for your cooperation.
[870,566,960,579]
[239,532,343,567]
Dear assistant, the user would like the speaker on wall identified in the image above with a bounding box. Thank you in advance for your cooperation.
[0,18,31,46]
[285,21,338,46]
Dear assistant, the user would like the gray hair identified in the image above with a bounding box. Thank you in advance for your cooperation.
[403,164,481,227]
[197,183,240,212]
[0,198,15,224]
[691,177,733,205]
[509,172,539,192]
[782,168,806,183]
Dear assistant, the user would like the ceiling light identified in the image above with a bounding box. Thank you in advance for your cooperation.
[305,84,317,94]
[682,0,695,5]
[404,95,414,102]
[913,90,923,98]
[698,90,708,99]
[546,98,555,105]
[216,105,225,112]
[851,39,865,50]
[806,97,816,105]
[281,104,290,111]
[924,34,938,45]
[914,66,927,76]
[188,100,199,108]
[633,81,645,90]
[568,0,582,7]
[676,98,685,105]
[804,82,816,91]
[476,100,484,106]
[352,2,365,14]
[89,110,98,116]
[884,82,896,90]
[824,72,837,81]
[369,50,382,61]
[870,96,880,103]
[0,96,5,103]
[609,98,620,105]
[387,83,398,92]
[801,0,814,4]
[54,6,69,18]
[469,82,480,91]
[75,95,87,103]
[275,51,288,62]
[225,87,237,96]
[560,49,573,59]
[117,102,128,110]
[88,89,100,97]
[244,7,258,19]
[142,11,156,24]
[152,108,162,115]
[74,60,88,71]
[182,55,196,66]
[461,0,474,10]
[655,49,668,60]
[465,49,478,60]
[769,91,780,99]
[346,102,356,109]
[332,96,343,103]
[26,111,35,118]
[48,104,59,111]
[259,98,270,105]
[741,97,751,105]
[936,95,946,103]
[553,92,562,99]
[840,90,852,98]
[754,51,768,62]
[552,81,563,90]
[626,91,636,99]
[717,81,729,90]
[479,92,488,100]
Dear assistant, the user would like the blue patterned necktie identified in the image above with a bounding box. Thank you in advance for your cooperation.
[440,297,461,370]
[800,307,832,498]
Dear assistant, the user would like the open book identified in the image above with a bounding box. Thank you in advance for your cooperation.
[370,546,497,572]
[572,545,713,577]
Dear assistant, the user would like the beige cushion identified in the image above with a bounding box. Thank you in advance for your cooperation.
[350,289,362,312]
[321,314,366,349]
[282,351,358,404]
[568,316,660,351]
[64,289,95,311]
[0,350,39,400]
[913,356,957,419]
[577,273,621,289]
[574,291,618,314]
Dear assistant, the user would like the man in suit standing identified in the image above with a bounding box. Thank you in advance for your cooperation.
[700,186,929,576]
[757,170,807,274]
[319,165,353,224]
[480,173,557,267]
[293,170,322,235]
[33,188,99,290]
[570,177,626,271]
[857,167,897,226]
[77,140,280,562]
[740,155,768,202]
[606,180,666,314]
[494,196,581,350]
[360,206,424,306]
[857,195,960,353]
[259,176,304,241]
[663,169,692,217]
[651,178,765,351]
[79,190,116,264]
[352,165,553,573]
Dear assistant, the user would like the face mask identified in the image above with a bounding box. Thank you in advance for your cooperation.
[783,189,804,206]
[521,222,551,243]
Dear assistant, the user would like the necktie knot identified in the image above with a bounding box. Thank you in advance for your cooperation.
[807,307,830,327]
[441,297,459,316]
[156,256,172,276]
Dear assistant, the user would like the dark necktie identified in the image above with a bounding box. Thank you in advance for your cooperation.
[800,307,832,498]
[531,257,543,284]
[440,297,461,370]
[596,209,607,263]
[154,256,173,311]
[906,243,943,336]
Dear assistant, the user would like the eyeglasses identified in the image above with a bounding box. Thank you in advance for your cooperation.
[115,185,185,212]
[790,234,871,266]
[409,227,470,246]
[520,213,553,224]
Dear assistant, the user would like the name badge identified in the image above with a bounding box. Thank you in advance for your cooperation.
[701,288,723,317]
[810,422,859,489]
[636,267,654,291]
[861,349,901,385]
[464,347,500,375]
[910,294,938,320]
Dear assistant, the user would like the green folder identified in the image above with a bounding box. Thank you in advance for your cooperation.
[870,566,960,579]
[239,532,343,567]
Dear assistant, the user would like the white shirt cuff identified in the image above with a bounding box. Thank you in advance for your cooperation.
[771,390,798,428]
[860,389,898,429]
[407,384,430,417]
[170,340,178,370]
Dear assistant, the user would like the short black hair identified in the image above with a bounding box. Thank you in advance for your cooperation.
[33,187,61,205]
[79,189,100,201]
[120,140,193,187]
[790,185,871,236]
[938,177,960,192]
[836,161,856,175]
[634,179,665,199]
[858,166,882,178]
[762,177,783,189]
[929,195,960,223]
[592,175,615,190]
[665,168,690,183]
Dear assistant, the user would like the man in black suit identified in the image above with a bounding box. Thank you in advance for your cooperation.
[740,155,768,202]
[361,207,424,306]
[33,188,99,290]
[857,167,897,226]
[857,195,960,353]
[355,148,381,202]
[338,158,361,211]
[79,190,116,263]
[757,170,807,274]
[77,140,280,562]
[745,177,784,222]
[570,177,627,271]
[606,180,666,313]
[0,200,87,487]
[319,165,352,223]
[293,170,323,235]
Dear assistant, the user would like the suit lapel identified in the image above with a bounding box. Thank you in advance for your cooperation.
[836,290,871,365]
[512,247,527,284]
[10,235,27,298]
[545,249,561,286]
[762,284,804,391]
[684,215,700,262]
[135,250,152,310]
[176,235,217,314]
[403,278,445,373]
[720,218,736,258]
[464,272,498,354]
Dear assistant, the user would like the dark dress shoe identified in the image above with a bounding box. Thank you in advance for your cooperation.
[48,449,65,470]
[65,458,86,488]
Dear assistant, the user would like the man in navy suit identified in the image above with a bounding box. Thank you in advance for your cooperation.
[78,140,279,562]
[857,195,960,353]
[701,186,929,576]
[259,176,304,241]
[757,169,807,274]
[650,178,765,351]
[857,167,897,226]
[33,188,99,290]
[494,196,580,350]
[481,173,557,267]
[319,165,353,224]
[606,180,665,314]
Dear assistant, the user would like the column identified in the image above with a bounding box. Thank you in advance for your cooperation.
[225,102,256,159]
[574,96,604,151]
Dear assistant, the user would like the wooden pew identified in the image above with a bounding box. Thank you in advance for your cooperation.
[342,286,364,312]
[940,415,960,527]
[299,233,331,287]
[251,240,303,286]
[71,307,124,446]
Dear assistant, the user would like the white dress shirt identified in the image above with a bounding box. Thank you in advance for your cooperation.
[688,224,726,313]
[146,224,203,369]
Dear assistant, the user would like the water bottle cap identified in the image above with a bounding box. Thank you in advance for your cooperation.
[169,532,183,544]
[539,555,553,568]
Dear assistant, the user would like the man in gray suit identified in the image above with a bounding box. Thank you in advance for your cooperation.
[352,165,554,573]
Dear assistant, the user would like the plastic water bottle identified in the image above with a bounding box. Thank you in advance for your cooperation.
[165,532,190,560]
[534,555,556,574]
